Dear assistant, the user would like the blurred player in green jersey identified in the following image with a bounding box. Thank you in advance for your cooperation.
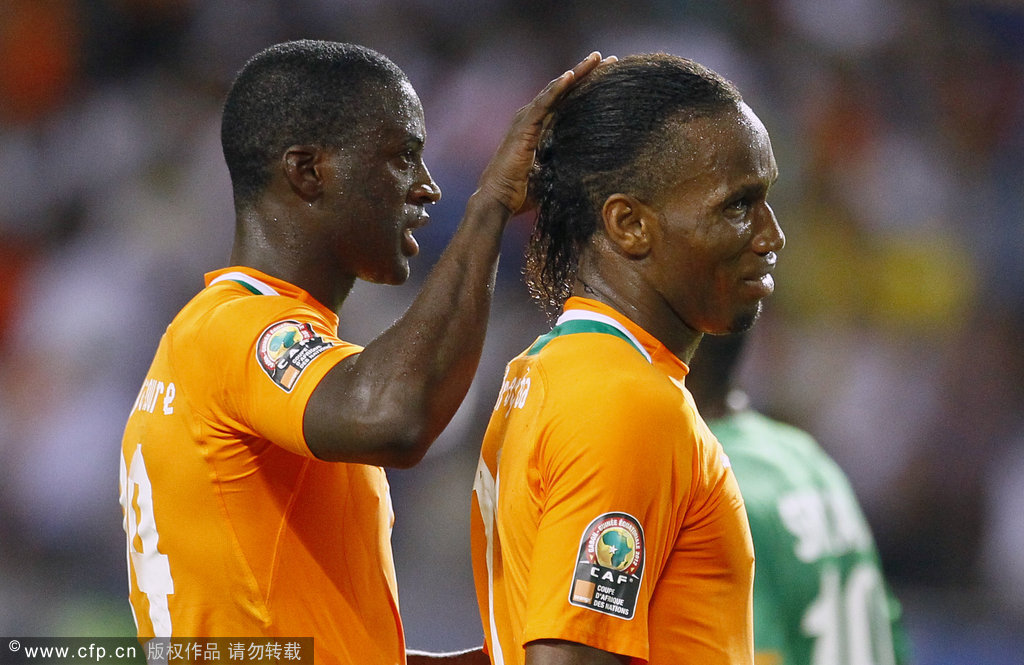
[688,332,913,665]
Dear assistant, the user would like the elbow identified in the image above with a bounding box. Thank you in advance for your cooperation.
[384,438,430,469]
[368,418,435,468]
[364,412,436,468]
[305,414,436,468]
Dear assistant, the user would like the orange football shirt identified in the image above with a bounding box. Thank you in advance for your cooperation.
[471,297,754,664]
[119,267,405,665]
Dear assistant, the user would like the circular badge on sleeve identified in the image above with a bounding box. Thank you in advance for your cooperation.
[256,320,333,392]
[568,512,645,619]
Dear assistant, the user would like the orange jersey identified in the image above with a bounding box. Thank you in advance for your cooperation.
[471,298,754,664]
[119,267,405,665]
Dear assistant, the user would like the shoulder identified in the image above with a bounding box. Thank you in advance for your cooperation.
[528,334,697,472]
[174,287,336,345]
[533,332,680,412]
[710,412,823,501]
[165,288,358,380]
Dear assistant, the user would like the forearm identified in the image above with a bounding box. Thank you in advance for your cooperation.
[383,193,510,415]
[303,194,509,466]
[407,646,489,665]
[347,194,510,456]
[302,53,608,466]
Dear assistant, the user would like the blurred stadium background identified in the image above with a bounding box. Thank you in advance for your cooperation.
[1,1,1022,663]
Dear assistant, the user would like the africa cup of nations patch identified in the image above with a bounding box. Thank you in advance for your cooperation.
[569,512,645,619]
[256,320,333,391]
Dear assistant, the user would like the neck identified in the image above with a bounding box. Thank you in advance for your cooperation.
[572,275,703,363]
[230,224,354,313]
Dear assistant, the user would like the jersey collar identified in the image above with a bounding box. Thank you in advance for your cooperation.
[557,297,690,378]
[204,267,339,325]
[208,270,280,296]
[530,307,652,363]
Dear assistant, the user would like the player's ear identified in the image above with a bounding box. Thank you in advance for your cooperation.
[282,145,325,202]
[602,193,653,258]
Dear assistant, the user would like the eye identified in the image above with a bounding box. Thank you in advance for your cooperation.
[397,146,427,171]
[724,197,751,218]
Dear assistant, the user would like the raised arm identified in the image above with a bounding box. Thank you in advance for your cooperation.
[303,53,612,467]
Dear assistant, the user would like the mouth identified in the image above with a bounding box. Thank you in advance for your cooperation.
[741,254,777,297]
[402,211,430,257]
[743,272,775,297]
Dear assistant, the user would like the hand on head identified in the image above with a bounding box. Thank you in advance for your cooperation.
[475,51,616,216]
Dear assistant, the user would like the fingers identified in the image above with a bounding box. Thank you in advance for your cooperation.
[507,50,614,144]
[567,51,617,83]
[532,51,615,111]
[471,51,617,216]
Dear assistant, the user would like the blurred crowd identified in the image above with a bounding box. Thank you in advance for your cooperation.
[1,1,1022,663]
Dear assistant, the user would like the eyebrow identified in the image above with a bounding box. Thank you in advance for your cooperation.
[376,132,424,159]
[397,133,425,151]
[726,179,772,202]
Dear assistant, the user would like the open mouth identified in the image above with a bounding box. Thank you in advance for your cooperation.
[402,227,420,257]
[402,213,429,257]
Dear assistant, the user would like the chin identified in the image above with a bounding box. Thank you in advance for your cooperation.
[360,263,409,286]
[726,302,762,334]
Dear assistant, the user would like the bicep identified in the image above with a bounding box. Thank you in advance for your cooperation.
[302,352,427,467]
[525,641,630,665]
[518,396,684,659]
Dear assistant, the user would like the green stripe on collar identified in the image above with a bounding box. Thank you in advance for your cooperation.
[527,319,647,359]
[231,279,263,296]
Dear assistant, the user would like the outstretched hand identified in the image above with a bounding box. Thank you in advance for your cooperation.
[476,51,616,216]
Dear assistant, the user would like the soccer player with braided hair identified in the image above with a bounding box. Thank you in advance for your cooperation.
[471,53,785,665]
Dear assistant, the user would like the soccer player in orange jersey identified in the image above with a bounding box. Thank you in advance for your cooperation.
[471,54,785,665]
[119,40,610,665]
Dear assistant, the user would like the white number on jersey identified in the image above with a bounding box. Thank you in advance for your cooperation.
[802,562,897,665]
[473,456,506,665]
[120,444,175,635]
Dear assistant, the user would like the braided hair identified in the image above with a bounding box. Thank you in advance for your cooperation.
[525,53,742,319]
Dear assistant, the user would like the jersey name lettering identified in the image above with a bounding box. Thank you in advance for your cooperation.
[778,488,872,562]
[133,378,176,415]
[493,366,531,416]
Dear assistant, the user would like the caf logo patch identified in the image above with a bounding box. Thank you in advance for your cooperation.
[568,512,645,620]
[256,320,333,392]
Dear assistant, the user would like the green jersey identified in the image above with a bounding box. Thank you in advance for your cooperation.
[708,409,911,665]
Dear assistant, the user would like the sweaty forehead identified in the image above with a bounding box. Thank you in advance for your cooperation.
[383,79,423,114]
[350,79,426,148]
[662,105,776,188]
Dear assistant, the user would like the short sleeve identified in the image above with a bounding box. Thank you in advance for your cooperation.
[196,296,361,458]
[520,369,692,661]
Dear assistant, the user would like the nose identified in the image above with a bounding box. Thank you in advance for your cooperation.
[752,202,784,254]
[410,163,442,205]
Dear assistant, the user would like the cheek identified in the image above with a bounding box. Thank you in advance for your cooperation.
[690,234,748,302]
